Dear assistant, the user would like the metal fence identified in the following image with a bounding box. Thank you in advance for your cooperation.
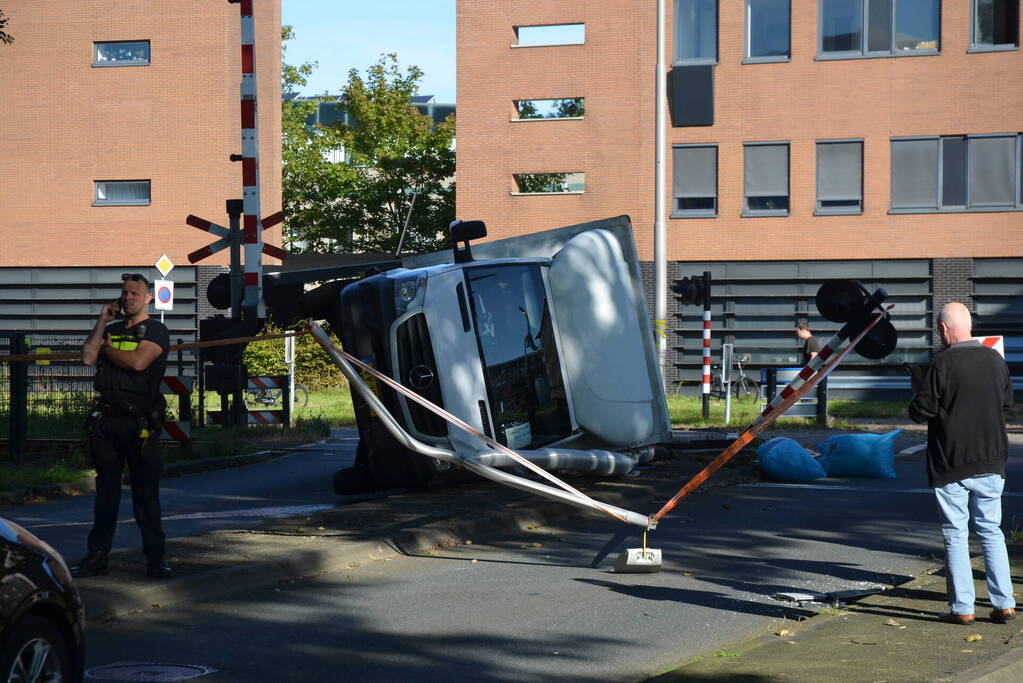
[1,333,94,462]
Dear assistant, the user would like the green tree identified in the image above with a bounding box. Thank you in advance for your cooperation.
[514,173,569,193]
[333,54,455,255]
[553,98,584,118]
[281,26,354,253]
[0,8,13,45]
[517,100,540,119]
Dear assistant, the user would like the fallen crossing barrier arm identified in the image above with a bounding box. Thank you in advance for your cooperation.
[650,307,893,524]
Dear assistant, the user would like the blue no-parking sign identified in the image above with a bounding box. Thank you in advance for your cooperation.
[154,279,174,311]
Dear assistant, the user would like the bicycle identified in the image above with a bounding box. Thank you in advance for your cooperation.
[245,383,309,409]
[711,354,756,399]
[671,355,756,399]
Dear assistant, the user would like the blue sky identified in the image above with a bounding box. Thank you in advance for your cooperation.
[282,1,456,103]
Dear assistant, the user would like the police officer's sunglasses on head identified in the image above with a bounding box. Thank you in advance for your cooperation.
[121,273,150,285]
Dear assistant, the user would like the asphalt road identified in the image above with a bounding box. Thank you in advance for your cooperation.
[3,434,360,560]
[78,437,1023,682]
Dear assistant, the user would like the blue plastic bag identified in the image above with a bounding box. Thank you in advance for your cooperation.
[816,430,901,479]
[757,437,826,481]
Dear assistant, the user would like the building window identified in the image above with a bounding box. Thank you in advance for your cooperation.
[93,41,151,66]
[744,143,789,216]
[514,98,585,120]
[891,135,1022,211]
[672,145,717,217]
[746,0,791,61]
[94,180,151,206]
[512,173,585,194]
[514,24,585,47]
[674,0,717,63]
[971,0,1020,50]
[816,140,863,214]
[819,0,939,58]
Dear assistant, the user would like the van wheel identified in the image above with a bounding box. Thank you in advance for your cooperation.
[333,464,376,494]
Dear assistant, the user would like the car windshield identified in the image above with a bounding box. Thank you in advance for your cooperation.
[465,263,572,449]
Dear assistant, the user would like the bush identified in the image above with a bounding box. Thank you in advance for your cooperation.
[242,323,348,390]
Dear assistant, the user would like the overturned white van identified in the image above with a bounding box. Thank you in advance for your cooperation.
[272,216,671,495]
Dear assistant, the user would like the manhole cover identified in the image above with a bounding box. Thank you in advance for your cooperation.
[86,662,217,681]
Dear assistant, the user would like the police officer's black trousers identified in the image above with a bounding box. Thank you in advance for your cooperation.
[87,415,166,561]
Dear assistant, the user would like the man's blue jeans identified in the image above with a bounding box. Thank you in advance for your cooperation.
[934,474,1015,615]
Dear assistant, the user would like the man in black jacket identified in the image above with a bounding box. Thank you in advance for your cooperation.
[909,302,1014,625]
[71,273,173,579]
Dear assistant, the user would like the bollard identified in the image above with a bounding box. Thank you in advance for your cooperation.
[816,376,829,428]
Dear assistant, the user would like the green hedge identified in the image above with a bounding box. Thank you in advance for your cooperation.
[243,324,348,390]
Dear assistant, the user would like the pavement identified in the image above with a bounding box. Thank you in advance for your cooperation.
[31,421,1023,681]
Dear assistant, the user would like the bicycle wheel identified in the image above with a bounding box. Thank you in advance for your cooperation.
[293,384,309,409]
[244,388,272,408]
[733,377,755,400]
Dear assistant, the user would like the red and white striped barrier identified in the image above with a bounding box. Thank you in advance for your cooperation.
[158,374,194,442]
[186,0,285,282]
[161,421,191,441]
[160,376,194,395]
[975,335,1005,358]
[247,375,286,391]
[205,410,284,426]
[701,309,711,394]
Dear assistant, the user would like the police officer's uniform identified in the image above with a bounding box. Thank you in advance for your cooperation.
[85,318,170,571]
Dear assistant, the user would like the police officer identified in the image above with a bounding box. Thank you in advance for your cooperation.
[70,273,173,579]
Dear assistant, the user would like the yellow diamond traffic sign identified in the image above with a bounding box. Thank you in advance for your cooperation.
[155,254,174,278]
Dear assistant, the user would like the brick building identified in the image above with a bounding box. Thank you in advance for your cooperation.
[0,0,282,339]
[456,0,1023,389]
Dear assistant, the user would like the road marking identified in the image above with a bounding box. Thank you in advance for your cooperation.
[740,482,1023,497]
[161,504,336,521]
[26,504,337,529]
[898,444,927,456]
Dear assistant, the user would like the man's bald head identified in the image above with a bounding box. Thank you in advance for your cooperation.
[939,302,973,346]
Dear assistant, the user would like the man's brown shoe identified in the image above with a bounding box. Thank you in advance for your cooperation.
[70,550,109,578]
[990,608,1017,624]
[938,612,975,625]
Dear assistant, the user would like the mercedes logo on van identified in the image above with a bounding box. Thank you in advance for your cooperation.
[409,364,435,390]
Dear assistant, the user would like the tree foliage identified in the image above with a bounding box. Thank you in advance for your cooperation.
[0,8,13,45]
[281,31,454,256]
[516,98,584,119]
[281,26,354,253]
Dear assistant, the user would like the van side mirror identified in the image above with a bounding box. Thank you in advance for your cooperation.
[450,220,487,263]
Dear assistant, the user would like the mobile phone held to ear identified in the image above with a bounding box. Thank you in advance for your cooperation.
[117,297,127,319]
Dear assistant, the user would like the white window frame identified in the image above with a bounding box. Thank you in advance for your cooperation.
[511,173,585,195]
[512,24,585,48]
[93,40,151,66]
[94,180,151,206]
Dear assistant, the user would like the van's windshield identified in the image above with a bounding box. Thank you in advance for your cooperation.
[465,264,572,449]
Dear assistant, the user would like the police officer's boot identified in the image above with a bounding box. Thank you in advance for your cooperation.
[70,550,109,578]
[146,558,174,579]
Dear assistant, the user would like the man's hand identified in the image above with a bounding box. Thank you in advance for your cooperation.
[99,301,120,323]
